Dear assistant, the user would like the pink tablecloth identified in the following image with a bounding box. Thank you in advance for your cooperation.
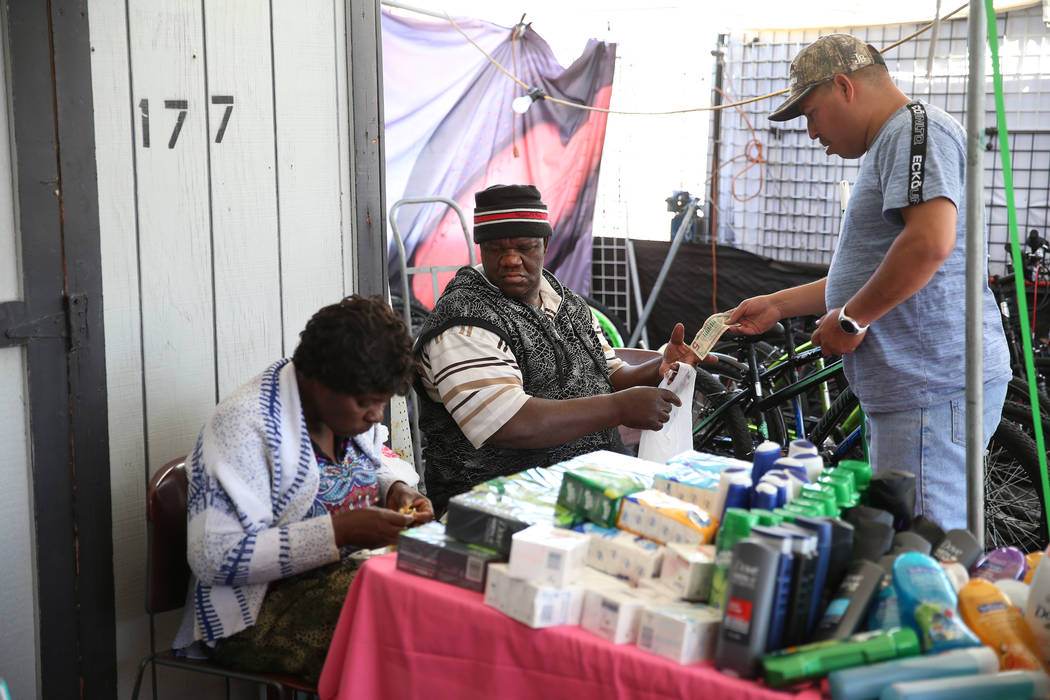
[319,554,824,700]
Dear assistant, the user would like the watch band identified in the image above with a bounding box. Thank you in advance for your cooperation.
[838,305,869,335]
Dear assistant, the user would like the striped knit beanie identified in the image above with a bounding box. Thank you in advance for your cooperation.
[472,184,553,243]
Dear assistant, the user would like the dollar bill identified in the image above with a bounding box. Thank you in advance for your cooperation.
[689,311,739,360]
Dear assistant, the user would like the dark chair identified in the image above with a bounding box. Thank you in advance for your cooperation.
[130,457,318,700]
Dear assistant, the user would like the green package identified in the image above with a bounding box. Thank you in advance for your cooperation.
[557,463,652,527]
[761,626,919,688]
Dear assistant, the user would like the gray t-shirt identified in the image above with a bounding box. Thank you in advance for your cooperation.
[825,100,1010,412]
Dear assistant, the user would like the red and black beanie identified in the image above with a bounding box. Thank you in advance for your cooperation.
[472,184,553,243]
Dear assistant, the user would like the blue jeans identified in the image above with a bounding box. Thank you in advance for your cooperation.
[866,378,1008,532]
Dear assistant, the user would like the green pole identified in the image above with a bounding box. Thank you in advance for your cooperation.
[985,0,1050,537]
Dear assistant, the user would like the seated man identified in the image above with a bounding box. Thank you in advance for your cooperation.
[416,184,698,513]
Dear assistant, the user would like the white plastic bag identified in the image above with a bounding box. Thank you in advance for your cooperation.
[637,363,696,463]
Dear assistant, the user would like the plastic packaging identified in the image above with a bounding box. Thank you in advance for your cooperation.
[892,552,981,653]
[1024,551,1050,666]
[866,469,916,531]
[957,578,1045,671]
[850,520,895,563]
[715,538,780,678]
[940,561,969,593]
[996,578,1031,612]
[793,516,833,635]
[714,467,751,520]
[796,452,825,482]
[891,531,932,556]
[708,508,759,612]
[788,438,818,457]
[1024,551,1043,584]
[638,363,696,463]
[970,546,1026,583]
[813,559,885,641]
[752,440,782,489]
[880,669,1050,700]
[843,505,895,530]
[908,516,946,549]
[930,529,982,569]
[827,645,998,700]
[826,518,856,599]
[749,525,798,651]
[867,556,902,632]
[760,626,919,689]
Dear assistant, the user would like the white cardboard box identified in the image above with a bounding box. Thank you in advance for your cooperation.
[636,604,722,665]
[509,523,590,588]
[659,543,716,601]
[580,578,674,644]
[484,563,585,628]
[578,523,664,583]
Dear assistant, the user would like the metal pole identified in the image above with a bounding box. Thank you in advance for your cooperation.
[965,0,987,545]
[625,237,650,349]
[627,197,699,347]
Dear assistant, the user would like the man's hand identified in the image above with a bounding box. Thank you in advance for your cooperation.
[727,295,782,335]
[385,481,435,525]
[810,307,867,356]
[614,386,681,430]
[660,322,701,376]
[331,507,414,549]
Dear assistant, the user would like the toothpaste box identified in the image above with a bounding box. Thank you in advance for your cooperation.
[617,489,719,545]
[636,604,722,665]
[509,523,590,587]
[446,490,557,556]
[483,563,585,628]
[580,579,671,644]
[396,521,505,592]
[659,543,716,601]
[654,464,721,514]
[556,451,662,528]
[575,522,664,583]
[665,450,753,474]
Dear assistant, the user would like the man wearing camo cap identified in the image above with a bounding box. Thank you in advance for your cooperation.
[729,34,1010,530]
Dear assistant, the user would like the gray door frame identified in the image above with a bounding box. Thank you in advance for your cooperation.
[0,0,116,696]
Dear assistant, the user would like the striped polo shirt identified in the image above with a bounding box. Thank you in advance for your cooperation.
[418,274,625,448]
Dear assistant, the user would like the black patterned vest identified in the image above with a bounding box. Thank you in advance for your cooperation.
[414,266,623,512]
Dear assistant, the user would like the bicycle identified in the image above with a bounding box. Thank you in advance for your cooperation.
[690,319,862,463]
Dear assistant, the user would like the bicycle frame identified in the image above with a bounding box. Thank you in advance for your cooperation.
[692,347,845,448]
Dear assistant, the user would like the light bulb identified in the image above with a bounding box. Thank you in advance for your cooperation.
[512,94,534,114]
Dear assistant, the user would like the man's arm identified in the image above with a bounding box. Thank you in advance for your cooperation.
[608,322,697,390]
[485,387,679,448]
[728,278,828,333]
[811,197,956,355]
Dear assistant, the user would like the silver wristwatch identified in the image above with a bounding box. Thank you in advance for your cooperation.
[837,305,869,335]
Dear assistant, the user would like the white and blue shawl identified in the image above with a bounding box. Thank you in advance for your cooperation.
[173,358,418,649]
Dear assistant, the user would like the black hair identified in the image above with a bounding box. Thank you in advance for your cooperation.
[292,295,415,396]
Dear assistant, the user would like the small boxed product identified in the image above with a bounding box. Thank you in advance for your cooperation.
[580,580,667,644]
[396,521,505,592]
[509,523,590,587]
[617,489,719,545]
[659,543,716,602]
[483,563,585,628]
[576,522,664,583]
[445,490,557,556]
[556,451,661,527]
[665,450,752,475]
[653,464,721,513]
[636,604,721,665]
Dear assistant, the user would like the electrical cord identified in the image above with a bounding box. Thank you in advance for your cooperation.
[442,2,969,116]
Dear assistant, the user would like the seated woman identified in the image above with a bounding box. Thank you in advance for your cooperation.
[172,295,432,682]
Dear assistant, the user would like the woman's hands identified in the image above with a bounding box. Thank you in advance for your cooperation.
[330,482,434,549]
[385,481,435,525]
[331,507,414,549]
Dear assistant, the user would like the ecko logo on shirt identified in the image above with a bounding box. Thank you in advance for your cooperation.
[907,103,927,204]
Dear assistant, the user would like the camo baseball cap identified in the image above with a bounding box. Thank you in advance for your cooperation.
[768,34,886,122]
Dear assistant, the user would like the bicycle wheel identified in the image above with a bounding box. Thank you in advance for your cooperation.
[581,295,630,347]
[984,418,1049,551]
[692,367,753,460]
[809,386,859,449]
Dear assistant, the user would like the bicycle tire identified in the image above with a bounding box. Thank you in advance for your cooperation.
[984,418,1049,551]
[1001,399,1050,436]
[581,295,630,347]
[692,367,753,460]
[809,386,859,449]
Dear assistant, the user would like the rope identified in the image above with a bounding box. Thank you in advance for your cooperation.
[442,3,969,116]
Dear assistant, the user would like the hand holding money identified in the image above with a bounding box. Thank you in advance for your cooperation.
[688,311,740,361]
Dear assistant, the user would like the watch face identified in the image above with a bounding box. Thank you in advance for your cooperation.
[839,317,858,335]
